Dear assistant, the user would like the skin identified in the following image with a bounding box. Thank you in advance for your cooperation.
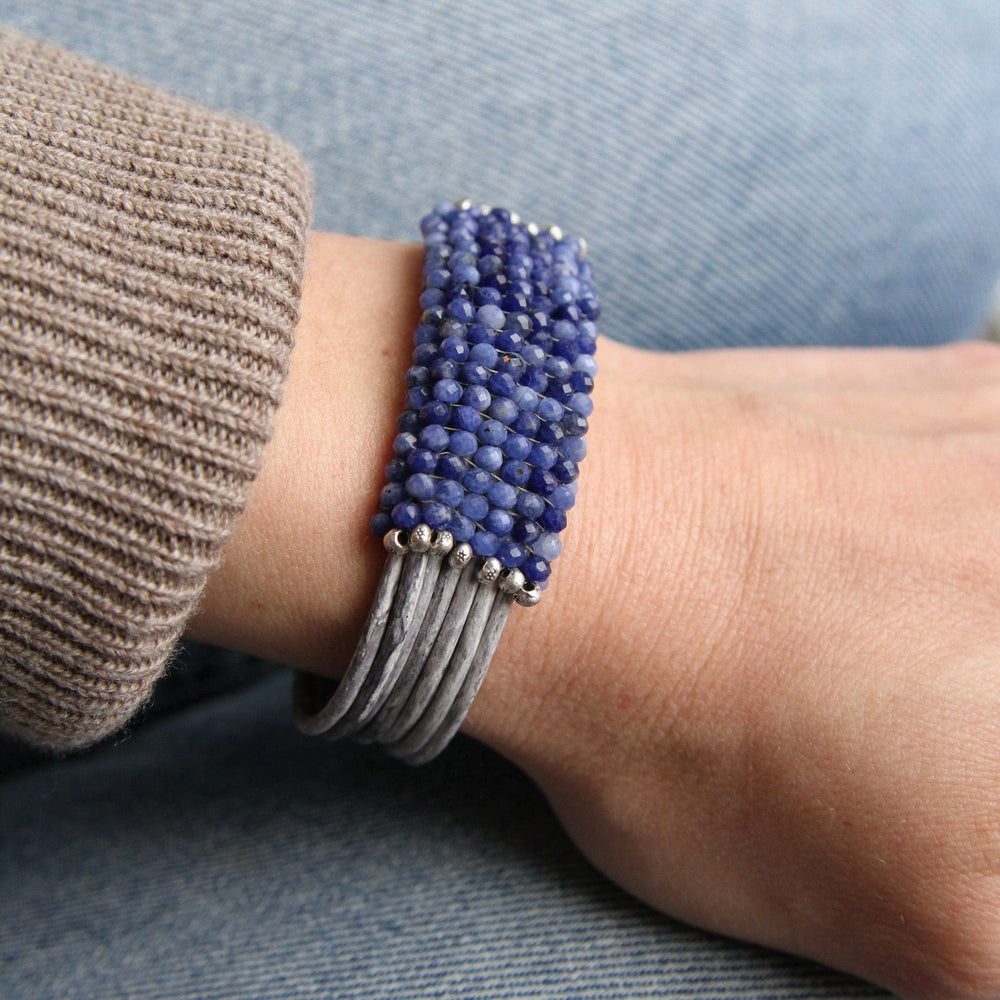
[190,233,1000,1000]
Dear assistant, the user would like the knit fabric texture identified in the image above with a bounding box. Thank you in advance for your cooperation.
[0,28,312,749]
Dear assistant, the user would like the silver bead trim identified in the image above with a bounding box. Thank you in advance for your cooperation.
[384,529,409,555]
[381,526,544,604]
[430,529,454,556]
[449,542,474,568]
[409,524,433,553]
[477,557,502,584]
[498,568,525,595]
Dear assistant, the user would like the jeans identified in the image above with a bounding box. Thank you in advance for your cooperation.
[2,2,999,997]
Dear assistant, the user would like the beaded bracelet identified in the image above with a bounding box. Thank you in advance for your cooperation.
[293,201,599,764]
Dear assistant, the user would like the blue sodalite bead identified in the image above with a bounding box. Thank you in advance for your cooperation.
[487,481,517,510]
[429,357,459,381]
[560,435,586,463]
[380,483,405,508]
[544,356,572,381]
[469,342,498,367]
[405,473,436,501]
[552,458,579,484]
[528,468,557,496]
[483,508,514,536]
[536,397,564,423]
[549,485,576,511]
[391,501,421,529]
[417,424,450,451]
[477,303,505,330]
[500,459,530,486]
[487,397,518,424]
[502,434,531,460]
[397,410,421,435]
[448,430,478,458]
[393,432,417,458]
[511,519,542,546]
[478,254,503,277]
[548,379,574,406]
[437,453,466,480]
[462,384,491,410]
[370,512,393,537]
[538,421,565,446]
[434,478,464,507]
[419,288,445,310]
[433,378,463,404]
[425,267,450,288]
[460,492,489,521]
[554,340,580,364]
[405,366,430,388]
[520,367,548,395]
[420,401,450,427]
[515,492,545,519]
[451,263,480,287]
[464,468,492,494]
[453,405,482,433]
[512,411,540,438]
[449,514,475,543]
[441,336,470,362]
[406,449,437,474]
[471,531,500,557]
[521,343,546,368]
[534,532,563,561]
[473,446,503,472]
[527,443,557,470]
[522,555,551,583]
[371,204,599,597]
[421,502,452,530]
[477,420,507,446]
[510,385,538,412]
[539,507,567,533]
[496,540,526,568]
[475,286,502,307]
[460,361,489,385]
[487,372,516,397]
[406,386,430,411]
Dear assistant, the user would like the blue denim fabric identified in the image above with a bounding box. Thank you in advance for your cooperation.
[1,675,888,1000]
[3,1,999,997]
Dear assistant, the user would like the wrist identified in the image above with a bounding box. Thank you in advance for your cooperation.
[187,232,423,671]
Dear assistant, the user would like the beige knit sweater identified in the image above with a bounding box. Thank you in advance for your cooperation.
[0,29,313,750]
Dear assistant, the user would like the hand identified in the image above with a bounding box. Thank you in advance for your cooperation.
[191,233,1000,999]
[468,339,1000,1000]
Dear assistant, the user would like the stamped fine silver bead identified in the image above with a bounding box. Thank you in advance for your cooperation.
[498,568,526,595]
[477,557,502,584]
[409,524,433,553]
[430,529,454,556]
[449,542,474,568]
[384,529,409,555]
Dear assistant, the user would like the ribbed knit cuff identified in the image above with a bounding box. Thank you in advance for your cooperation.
[0,28,313,749]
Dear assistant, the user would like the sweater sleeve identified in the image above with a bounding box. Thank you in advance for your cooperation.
[0,28,313,750]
